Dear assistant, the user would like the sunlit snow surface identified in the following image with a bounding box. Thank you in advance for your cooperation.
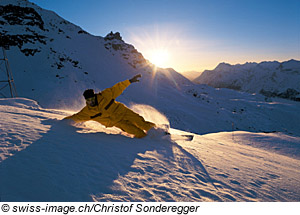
[0,98,299,202]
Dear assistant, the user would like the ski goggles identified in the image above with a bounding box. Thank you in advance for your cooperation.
[86,97,96,107]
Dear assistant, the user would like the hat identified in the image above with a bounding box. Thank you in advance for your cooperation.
[83,89,95,99]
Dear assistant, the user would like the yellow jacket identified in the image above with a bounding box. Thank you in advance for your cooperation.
[65,79,131,127]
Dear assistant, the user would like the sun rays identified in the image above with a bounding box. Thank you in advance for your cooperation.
[148,49,170,68]
[126,24,181,69]
[126,25,188,91]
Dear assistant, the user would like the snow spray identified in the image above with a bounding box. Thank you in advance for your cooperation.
[130,104,170,127]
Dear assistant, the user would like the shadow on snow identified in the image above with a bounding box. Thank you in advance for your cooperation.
[0,119,217,201]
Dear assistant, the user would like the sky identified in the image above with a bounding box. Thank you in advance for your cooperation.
[29,0,300,73]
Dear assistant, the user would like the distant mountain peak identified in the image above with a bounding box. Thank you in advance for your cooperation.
[195,59,300,101]
[214,62,232,71]
[104,31,124,42]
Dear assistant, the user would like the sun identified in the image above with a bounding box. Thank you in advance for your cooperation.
[148,49,170,68]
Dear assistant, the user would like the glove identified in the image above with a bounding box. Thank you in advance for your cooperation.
[129,74,142,83]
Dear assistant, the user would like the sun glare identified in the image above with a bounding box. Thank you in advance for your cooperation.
[148,49,170,68]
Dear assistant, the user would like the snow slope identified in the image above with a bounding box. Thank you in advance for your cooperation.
[0,98,299,202]
[194,60,300,101]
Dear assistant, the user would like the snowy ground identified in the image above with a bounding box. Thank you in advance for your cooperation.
[0,98,299,202]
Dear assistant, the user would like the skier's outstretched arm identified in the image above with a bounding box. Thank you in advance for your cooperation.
[102,74,142,99]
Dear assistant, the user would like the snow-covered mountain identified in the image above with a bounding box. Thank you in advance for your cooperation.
[0,0,190,109]
[194,60,300,101]
[1,0,300,202]
[2,0,298,136]
[1,0,300,136]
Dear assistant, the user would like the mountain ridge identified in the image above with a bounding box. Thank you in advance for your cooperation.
[0,0,191,109]
[194,59,300,101]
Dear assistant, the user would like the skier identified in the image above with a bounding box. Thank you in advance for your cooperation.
[63,74,156,138]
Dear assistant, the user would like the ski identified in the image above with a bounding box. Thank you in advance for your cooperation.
[165,132,194,141]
